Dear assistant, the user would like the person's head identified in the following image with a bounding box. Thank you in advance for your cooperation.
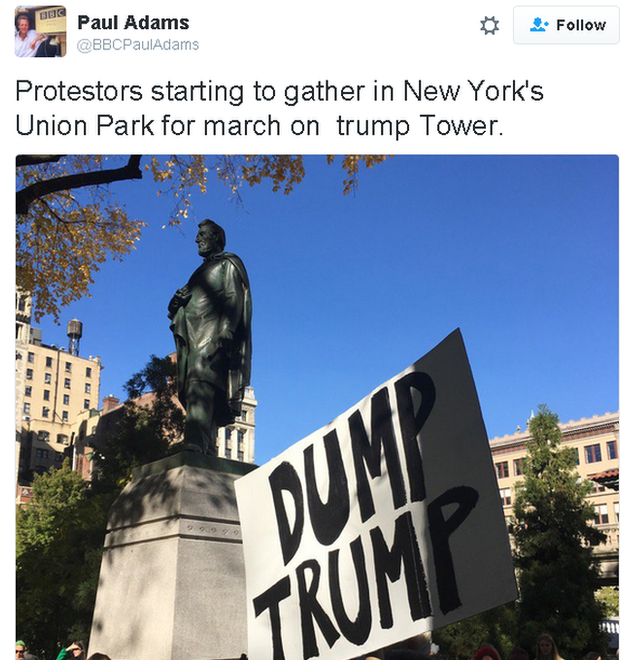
[87,653,112,660]
[196,219,226,257]
[397,633,430,653]
[474,645,502,660]
[580,653,601,660]
[509,647,530,660]
[16,641,28,657]
[536,635,560,660]
[16,14,30,35]
[70,641,86,659]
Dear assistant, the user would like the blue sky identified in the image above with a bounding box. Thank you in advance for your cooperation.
[34,155,619,464]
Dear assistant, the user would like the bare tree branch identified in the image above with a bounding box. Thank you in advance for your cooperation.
[16,155,143,215]
[16,155,65,167]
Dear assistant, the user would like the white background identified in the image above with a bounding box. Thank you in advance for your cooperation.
[4,0,636,654]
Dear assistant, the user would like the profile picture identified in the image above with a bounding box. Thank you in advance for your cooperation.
[15,5,66,57]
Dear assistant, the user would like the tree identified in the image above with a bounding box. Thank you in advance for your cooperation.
[16,356,186,655]
[432,604,517,659]
[595,586,619,618]
[92,354,184,491]
[16,155,388,322]
[512,405,608,658]
[16,155,147,322]
[16,461,110,658]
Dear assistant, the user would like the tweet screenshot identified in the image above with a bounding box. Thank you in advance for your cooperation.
[5,2,635,660]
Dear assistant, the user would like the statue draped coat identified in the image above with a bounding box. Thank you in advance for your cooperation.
[169,252,252,426]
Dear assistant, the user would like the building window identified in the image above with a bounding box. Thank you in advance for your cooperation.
[572,447,580,465]
[28,351,34,363]
[26,368,33,380]
[237,449,244,461]
[495,461,509,479]
[23,403,31,415]
[44,390,51,401]
[46,356,53,368]
[64,378,71,389]
[614,502,619,521]
[25,386,32,397]
[84,399,90,410]
[63,394,70,405]
[42,407,50,418]
[38,430,50,442]
[224,428,233,458]
[499,488,512,506]
[607,440,618,460]
[36,448,49,459]
[57,434,69,445]
[55,452,65,463]
[17,295,26,311]
[85,383,91,394]
[584,444,602,464]
[505,515,514,533]
[62,411,69,422]
[44,373,52,384]
[241,410,247,422]
[513,457,525,476]
[594,504,609,525]
[86,367,92,378]
[65,361,72,372]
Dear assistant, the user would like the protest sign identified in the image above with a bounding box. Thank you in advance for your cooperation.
[235,329,517,660]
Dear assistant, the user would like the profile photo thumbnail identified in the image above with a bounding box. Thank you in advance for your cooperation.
[15,5,66,57]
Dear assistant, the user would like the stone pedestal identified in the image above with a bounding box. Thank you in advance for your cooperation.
[89,453,257,660]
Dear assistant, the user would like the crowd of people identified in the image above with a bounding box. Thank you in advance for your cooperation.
[15,641,111,660]
[15,633,613,660]
[442,634,610,660]
[358,633,612,660]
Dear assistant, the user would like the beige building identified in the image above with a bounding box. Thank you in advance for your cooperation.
[215,386,257,462]
[489,411,619,585]
[16,291,257,497]
[16,290,102,483]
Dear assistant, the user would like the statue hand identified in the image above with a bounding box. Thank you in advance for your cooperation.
[168,286,191,315]
[175,285,190,300]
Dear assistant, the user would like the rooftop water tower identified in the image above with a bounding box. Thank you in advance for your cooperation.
[67,319,83,356]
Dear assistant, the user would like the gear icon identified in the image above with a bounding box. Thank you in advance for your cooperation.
[481,16,499,35]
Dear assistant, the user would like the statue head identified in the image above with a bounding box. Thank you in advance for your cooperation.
[196,219,226,258]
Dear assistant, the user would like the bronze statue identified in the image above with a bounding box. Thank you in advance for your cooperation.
[168,220,252,454]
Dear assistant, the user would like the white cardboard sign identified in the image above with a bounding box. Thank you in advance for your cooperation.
[236,330,517,660]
